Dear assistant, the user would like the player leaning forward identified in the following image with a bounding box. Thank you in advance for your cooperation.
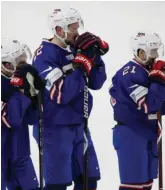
[109,32,165,190]
[1,38,41,190]
[32,7,109,190]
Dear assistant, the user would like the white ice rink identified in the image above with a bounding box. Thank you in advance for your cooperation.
[2,1,165,189]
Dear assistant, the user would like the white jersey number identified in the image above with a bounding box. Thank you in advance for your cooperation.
[123,66,136,76]
[33,45,43,62]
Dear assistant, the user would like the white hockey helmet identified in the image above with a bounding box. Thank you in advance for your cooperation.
[132,32,163,64]
[48,7,84,44]
[1,37,32,73]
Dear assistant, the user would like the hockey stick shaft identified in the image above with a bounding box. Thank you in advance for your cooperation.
[157,112,163,190]
[37,91,44,190]
[84,74,89,190]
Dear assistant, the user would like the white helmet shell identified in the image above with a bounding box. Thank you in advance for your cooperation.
[1,38,32,65]
[48,7,84,45]
[132,32,163,64]
[1,37,32,73]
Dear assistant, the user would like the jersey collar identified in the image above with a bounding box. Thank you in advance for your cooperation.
[131,58,149,74]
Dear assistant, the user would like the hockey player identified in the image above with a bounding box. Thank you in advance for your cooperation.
[1,38,43,190]
[109,32,165,190]
[32,7,109,190]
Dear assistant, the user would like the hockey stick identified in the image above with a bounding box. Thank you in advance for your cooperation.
[83,73,89,190]
[37,91,44,190]
[157,112,163,190]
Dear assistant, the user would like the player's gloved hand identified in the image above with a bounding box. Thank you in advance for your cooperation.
[73,32,109,75]
[95,36,109,55]
[73,50,94,75]
[74,32,109,56]
[10,64,45,99]
[73,32,106,75]
[149,60,165,85]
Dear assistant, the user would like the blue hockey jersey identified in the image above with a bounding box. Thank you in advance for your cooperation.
[1,73,39,189]
[32,39,107,125]
[1,74,37,158]
[161,102,165,115]
[109,59,165,140]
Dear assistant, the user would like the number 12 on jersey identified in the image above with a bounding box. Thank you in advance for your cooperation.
[123,66,136,76]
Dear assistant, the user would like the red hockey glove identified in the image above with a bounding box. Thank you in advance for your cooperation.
[73,53,93,75]
[95,36,109,55]
[74,32,109,56]
[74,32,98,51]
[10,64,45,98]
[149,60,165,85]
[73,32,109,75]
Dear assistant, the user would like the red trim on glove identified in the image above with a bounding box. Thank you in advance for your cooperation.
[74,54,93,74]
[82,39,97,49]
[10,77,23,86]
[98,38,108,49]
[149,70,165,80]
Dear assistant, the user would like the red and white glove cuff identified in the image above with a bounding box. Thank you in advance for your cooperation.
[10,76,23,87]
[149,70,165,80]
[74,54,93,74]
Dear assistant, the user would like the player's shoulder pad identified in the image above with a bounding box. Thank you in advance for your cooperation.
[34,40,59,64]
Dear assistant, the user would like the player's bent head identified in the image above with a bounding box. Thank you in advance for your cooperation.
[48,7,84,47]
[1,37,32,76]
[132,32,164,65]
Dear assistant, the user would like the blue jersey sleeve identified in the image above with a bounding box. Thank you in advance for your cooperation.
[88,56,107,90]
[54,69,85,104]
[121,64,165,114]
[34,58,85,105]
[1,92,32,129]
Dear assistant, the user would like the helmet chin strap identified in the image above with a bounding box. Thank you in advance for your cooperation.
[136,54,156,69]
[135,49,151,65]
[56,32,68,47]
[136,55,149,65]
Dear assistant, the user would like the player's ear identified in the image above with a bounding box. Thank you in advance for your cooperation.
[138,49,145,58]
